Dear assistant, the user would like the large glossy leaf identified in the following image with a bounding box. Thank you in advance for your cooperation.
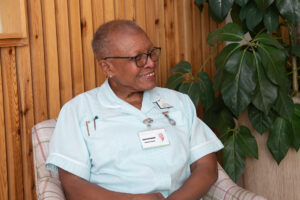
[166,74,185,90]
[208,0,234,22]
[257,43,287,86]
[245,2,263,31]
[222,134,246,182]
[178,82,200,107]
[291,113,300,151]
[275,0,300,25]
[254,0,274,11]
[207,23,244,46]
[170,61,192,74]
[254,33,283,49]
[263,5,279,32]
[221,50,256,116]
[215,108,235,134]
[248,105,276,134]
[197,72,214,109]
[251,52,278,114]
[236,126,258,159]
[274,89,294,120]
[294,104,300,117]
[267,117,292,164]
[214,43,241,91]
[235,0,249,7]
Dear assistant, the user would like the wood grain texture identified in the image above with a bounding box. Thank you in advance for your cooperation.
[27,0,48,123]
[1,47,23,200]
[0,51,8,200]
[55,0,73,105]
[80,0,96,91]
[68,0,85,96]
[16,45,35,200]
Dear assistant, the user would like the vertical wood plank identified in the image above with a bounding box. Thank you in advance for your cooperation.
[124,0,135,20]
[41,0,61,118]
[27,0,48,123]
[103,0,115,22]
[16,45,35,200]
[92,0,106,86]
[200,3,211,75]
[80,0,96,91]
[68,0,85,96]
[1,47,23,200]
[182,0,193,63]
[55,0,73,105]
[154,0,167,87]
[174,0,184,63]
[192,0,203,74]
[0,51,8,200]
[164,0,176,70]
[114,0,125,20]
[135,0,146,31]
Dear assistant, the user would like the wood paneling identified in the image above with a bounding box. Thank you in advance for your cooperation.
[0,0,221,199]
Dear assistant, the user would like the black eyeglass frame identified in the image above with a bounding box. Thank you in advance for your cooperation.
[103,47,161,68]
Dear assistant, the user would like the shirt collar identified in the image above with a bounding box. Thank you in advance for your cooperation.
[97,79,160,114]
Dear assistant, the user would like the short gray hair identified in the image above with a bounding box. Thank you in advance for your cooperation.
[92,20,145,60]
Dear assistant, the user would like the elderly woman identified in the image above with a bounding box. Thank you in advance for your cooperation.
[46,20,223,200]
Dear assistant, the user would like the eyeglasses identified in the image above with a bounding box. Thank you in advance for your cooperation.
[103,47,161,68]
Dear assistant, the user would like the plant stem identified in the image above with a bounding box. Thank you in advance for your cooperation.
[198,42,222,73]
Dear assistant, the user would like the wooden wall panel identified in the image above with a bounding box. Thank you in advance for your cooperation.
[0,52,8,200]
[0,0,222,199]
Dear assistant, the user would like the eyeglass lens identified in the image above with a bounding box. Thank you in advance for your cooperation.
[136,48,161,67]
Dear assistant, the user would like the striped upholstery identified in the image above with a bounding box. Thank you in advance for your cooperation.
[32,119,267,200]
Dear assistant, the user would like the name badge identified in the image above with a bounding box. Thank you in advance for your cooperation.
[156,99,173,109]
[138,128,170,149]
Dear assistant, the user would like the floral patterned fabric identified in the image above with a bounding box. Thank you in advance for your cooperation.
[32,119,266,200]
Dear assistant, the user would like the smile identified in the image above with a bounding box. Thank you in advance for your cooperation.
[142,72,155,78]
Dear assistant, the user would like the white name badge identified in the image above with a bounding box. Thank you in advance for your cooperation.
[138,128,170,149]
[156,99,173,109]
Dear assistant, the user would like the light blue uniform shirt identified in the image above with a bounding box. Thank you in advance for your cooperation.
[46,79,223,197]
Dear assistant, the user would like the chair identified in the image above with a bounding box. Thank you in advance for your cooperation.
[32,119,267,200]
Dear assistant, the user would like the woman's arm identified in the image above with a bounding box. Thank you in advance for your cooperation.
[166,153,218,200]
[58,168,165,200]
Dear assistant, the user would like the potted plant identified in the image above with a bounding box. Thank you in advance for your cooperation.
[166,0,300,183]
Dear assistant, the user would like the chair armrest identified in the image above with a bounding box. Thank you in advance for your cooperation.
[32,119,66,200]
[203,164,267,200]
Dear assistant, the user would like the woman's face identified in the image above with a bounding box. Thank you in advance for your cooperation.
[106,29,158,95]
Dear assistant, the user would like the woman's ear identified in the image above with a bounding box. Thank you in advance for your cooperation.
[98,60,113,77]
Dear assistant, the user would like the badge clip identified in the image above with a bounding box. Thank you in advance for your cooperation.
[162,111,176,126]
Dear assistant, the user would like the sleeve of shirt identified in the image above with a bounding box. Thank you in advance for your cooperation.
[45,103,91,181]
[183,94,224,165]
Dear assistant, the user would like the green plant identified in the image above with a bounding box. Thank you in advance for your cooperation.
[166,0,300,182]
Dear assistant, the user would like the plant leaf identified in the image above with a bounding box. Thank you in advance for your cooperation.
[197,72,214,109]
[263,5,279,32]
[245,2,263,31]
[222,134,246,182]
[215,108,235,134]
[178,82,200,107]
[221,49,256,116]
[254,0,274,11]
[273,89,294,120]
[214,43,241,91]
[291,45,300,57]
[267,117,292,164]
[255,33,283,49]
[275,0,300,25]
[165,74,185,90]
[195,0,207,10]
[235,0,249,7]
[257,43,287,86]
[294,104,300,117]
[291,113,300,151]
[170,61,192,74]
[236,126,258,159]
[207,23,244,46]
[251,52,278,114]
[208,0,234,22]
[248,104,276,134]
